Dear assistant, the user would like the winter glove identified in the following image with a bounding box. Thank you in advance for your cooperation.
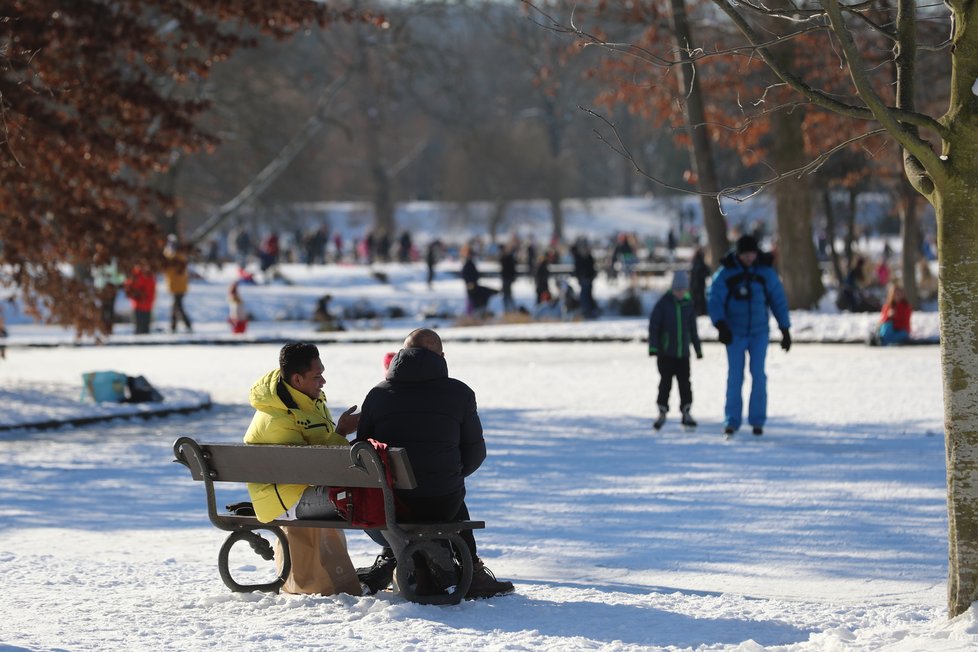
[716,320,733,345]
[780,328,792,352]
[696,350,703,360]
[648,347,657,357]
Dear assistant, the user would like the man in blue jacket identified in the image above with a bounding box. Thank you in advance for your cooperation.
[708,235,791,437]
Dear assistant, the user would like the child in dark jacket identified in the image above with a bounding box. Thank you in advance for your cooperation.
[648,271,703,430]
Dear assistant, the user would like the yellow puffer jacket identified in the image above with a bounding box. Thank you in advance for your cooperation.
[243,369,350,522]
[163,251,190,294]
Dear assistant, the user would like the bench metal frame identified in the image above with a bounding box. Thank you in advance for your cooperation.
[173,436,484,605]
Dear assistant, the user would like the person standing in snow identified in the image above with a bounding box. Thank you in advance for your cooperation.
[162,236,193,334]
[355,328,514,599]
[689,246,710,317]
[227,281,249,334]
[123,263,156,335]
[648,270,703,430]
[708,235,791,437]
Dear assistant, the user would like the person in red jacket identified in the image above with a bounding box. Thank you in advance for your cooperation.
[123,264,156,335]
[876,282,912,345]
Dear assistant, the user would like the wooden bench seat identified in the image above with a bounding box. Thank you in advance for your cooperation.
[172,436,484,605]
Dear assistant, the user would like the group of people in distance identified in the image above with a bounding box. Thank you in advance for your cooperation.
[650,233,918,436]
[243,330,514,600]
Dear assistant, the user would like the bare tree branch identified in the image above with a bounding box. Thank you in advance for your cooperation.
[819,0,944,179]
[710,0,949,137]
[582,104,886,208]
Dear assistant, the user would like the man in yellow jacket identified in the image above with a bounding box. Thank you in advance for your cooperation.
[243,342,359,523]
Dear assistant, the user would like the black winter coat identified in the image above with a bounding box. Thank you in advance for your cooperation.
[357,347,486,498]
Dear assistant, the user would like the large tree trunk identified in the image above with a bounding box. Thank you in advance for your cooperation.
[771,109,824,308]
[669,0,728,266]
[939,182,978,618]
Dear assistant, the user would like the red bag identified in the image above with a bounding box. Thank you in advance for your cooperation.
[329,439,393,528]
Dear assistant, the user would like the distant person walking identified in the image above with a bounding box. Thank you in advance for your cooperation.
[499,242,518,313]
[708,235,791,437]
[648,271,703,430]
[163,236,193,333]
[92,259,125,334]
[425,240,441,289]
[228,281,248,334]
[0,303,6,360]
[689,246,710,317]
[123,263,156,335]
[572,239,598,318]
[534,250,554,305]
[460,243,480,315]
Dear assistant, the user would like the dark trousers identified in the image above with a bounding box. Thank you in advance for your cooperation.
[656,355,692,410]
[134,310,152,335]
[399,489,477,559]
[171,293,192,332]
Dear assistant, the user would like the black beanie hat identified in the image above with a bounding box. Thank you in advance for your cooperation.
[736,234,759,254]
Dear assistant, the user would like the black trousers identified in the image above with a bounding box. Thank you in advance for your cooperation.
[171,293,192,332]
[399,489,477,559]
[656,355,692,410]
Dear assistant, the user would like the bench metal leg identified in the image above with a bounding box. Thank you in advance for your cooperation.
[393,533,473,606]
[218,527,291,593]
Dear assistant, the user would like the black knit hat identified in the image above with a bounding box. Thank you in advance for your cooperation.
[735,234,759,254]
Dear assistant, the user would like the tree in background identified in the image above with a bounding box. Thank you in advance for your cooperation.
[0,0,353,334]
[554,0,975,617]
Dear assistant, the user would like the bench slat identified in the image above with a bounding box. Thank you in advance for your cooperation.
[216,513,486,533]
[187,444,417,489]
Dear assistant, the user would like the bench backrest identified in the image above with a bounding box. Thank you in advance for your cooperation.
[175,439,417,490]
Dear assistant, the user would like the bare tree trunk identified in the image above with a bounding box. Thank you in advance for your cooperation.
[488,199,510,244]
[771,108,824,308]
[938,184,978,617]
[845,189,857,267]
[669,0,728,265]
[822,189,845,285]
[897,177,920,306]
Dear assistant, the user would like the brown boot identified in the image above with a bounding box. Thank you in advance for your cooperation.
[465,558,514,599]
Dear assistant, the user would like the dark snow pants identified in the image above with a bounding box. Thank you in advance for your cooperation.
[656,355,692,410]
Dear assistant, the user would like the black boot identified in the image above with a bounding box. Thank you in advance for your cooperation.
[681,404,697,428]
[357,548,396,594]
[653,405,667,430]
[465,558,514,599]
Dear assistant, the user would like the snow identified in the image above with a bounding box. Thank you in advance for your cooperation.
[0,207,968,651]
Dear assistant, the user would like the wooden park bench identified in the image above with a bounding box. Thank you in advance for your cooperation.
[172,436,484,605]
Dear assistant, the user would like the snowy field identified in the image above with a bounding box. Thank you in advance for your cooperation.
[0,232,970,651]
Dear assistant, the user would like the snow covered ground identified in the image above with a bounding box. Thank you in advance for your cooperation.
[0,237,970,651]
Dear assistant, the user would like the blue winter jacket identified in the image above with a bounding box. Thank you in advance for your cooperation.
[648,292,702,358]
[708,250,791,337]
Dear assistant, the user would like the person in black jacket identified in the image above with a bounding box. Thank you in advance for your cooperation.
[499,242,518,313]
[356,328,514,599]
[648,271,703,430]
[689,246,710,317]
